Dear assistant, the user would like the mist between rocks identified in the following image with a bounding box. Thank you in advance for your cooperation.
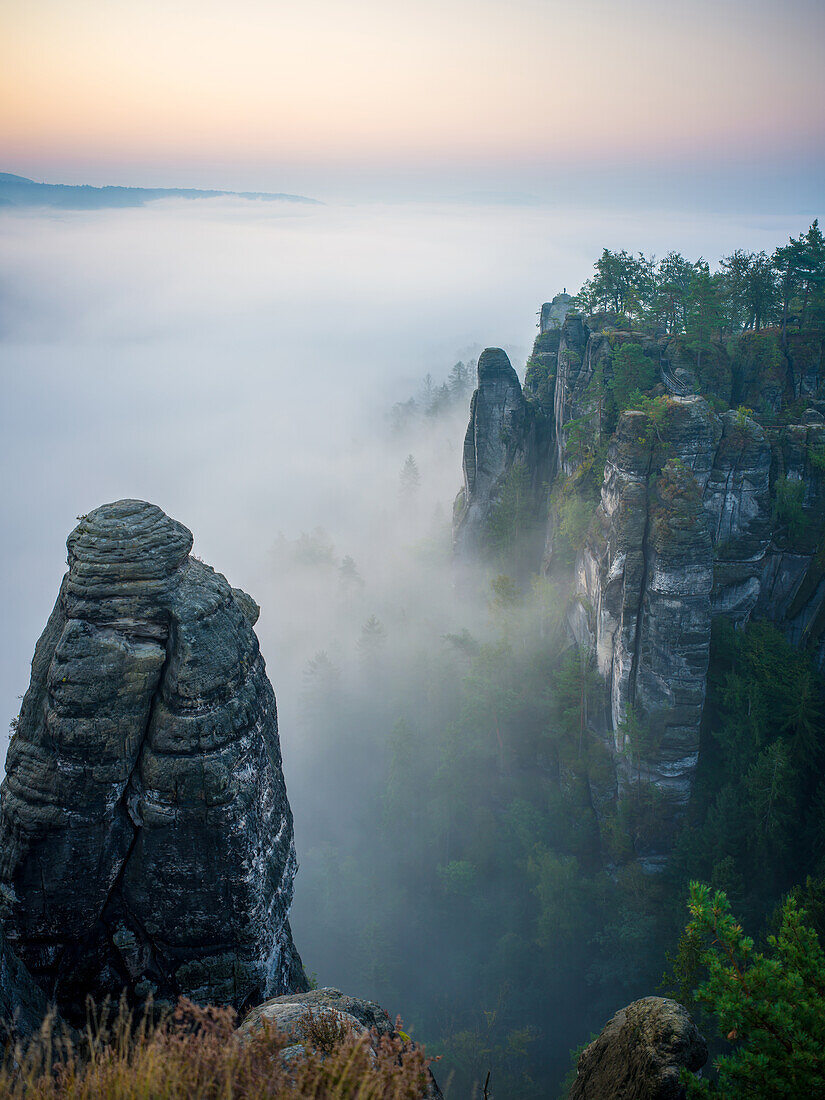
[0,196,816,1094]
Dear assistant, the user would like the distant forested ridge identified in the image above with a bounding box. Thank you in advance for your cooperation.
[0,172,319,209]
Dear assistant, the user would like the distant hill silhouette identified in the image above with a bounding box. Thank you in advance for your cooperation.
[0,173,320,209]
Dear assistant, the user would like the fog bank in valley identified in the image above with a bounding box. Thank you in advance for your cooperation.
[0,197,804,749]
[0,196,812,1087]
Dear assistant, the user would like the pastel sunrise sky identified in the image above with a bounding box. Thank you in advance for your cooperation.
[3,0,824,202]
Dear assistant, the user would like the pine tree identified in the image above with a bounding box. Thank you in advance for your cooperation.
[797,219,825,329]
[301,651,341,731]
[357,615,387,664]
[339,554,364,590]
[448,360,473,400]
[685,266,723,372]
[400,454,421,498]
[683,883,825,1097]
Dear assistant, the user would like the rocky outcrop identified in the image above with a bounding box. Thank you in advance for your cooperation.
[0,500,305,1021]
[453,344,559,572]
[540,291,573,333]
[239,987,443,1098]
[567,391,825,857]
[453,348,530,558]
[568,997,707,1100]
[453,311,825,862]
[552,316,825,853]
[572,397,769,714]
[554,318,662,476]
[239,986,397,1044]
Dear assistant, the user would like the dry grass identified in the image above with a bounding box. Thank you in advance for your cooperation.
[297,1009,354,1056]
[0,998,433,1099]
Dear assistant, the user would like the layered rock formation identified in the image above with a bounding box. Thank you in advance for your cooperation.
[568,997,707,1100]
[453,348,531,558]
[571,401,716,831]
[453,343,559,574]
[0,500,305,1020]
[453,308,825,863]
[704,411,772,620]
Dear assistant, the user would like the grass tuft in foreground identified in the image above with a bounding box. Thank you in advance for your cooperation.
[0,997,433,1099]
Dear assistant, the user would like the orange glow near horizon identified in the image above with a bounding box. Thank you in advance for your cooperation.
[3,0,824,185]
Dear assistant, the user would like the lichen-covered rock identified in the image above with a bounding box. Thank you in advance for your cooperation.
[239,986,395,1041]
[569,996,707,1100]
[0,500,306,1020]
[239,987,443,1098]
[553,317,662,476]
[704,410,772,620]
[571,400,715,858]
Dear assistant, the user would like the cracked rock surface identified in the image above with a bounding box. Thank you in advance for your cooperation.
[0,499,306,1020]
[453,347,554,570]
[570,399,715,865]
[569,996,707,1100]
[239,988,444,1099]
[453,348,528,557]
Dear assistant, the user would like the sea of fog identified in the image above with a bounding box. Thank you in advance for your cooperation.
[0,195,807,768]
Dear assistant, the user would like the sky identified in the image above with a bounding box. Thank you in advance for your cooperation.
[3,0,825,204]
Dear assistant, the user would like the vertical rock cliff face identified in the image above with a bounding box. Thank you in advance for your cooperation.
[554,317,662,477]
[0,500,305,1019]
[756,417,825,667]
[705,411,773,621]
[571,400,716,858]
[553,314,594,476]
[453,306,825,864]
[0,925,48,1036]
[573,398,774,726]
[560,335,823,854]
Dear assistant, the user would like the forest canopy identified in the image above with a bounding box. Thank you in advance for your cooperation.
[570,221,825,338]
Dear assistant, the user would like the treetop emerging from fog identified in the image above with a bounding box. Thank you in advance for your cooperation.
[571,221,825,337]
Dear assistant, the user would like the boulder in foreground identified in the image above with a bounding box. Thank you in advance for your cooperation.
[240,987,443,1098]
[569,996,707,1100]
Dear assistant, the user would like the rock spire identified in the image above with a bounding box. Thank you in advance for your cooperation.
[0,500,305,1019]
